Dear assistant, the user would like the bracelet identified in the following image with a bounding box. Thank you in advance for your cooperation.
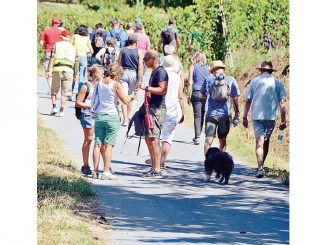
[145,86,149,91]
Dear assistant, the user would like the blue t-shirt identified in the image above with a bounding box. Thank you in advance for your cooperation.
[193,64,210,91]
[246,73,287,120]
[105,28,128,50]
[149,66,169,108]
[201,74,240,115]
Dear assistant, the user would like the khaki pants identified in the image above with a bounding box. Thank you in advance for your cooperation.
[51,71,73,96]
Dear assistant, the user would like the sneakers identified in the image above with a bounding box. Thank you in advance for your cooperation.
[92,171,99,179]
[110,167,115,174]
[102,171,117,180]
[160,162,166,170]
[121,120,128,127]
[67,95,73,101]
[142,168,162,178]
[192,138,200,145]
[81,165,92,175]
[255,167,265,178]
[57,111,64,117]
[50,107,57,116]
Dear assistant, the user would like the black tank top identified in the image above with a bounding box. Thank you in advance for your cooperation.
[120,47,139,71]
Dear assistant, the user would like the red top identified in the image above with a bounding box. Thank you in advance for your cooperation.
[40,26,62,52]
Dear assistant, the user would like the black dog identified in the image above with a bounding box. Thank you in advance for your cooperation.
[204,147,234,184]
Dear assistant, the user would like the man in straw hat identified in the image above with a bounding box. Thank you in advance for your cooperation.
[200,60,240,155]
[242,61,287,178]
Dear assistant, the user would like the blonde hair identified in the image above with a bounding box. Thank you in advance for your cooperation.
[106,37,115,47]
[191,51,207,65]
[108,62,124,80]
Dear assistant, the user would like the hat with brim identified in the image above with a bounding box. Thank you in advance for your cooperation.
[163,55,180,73]
[210,60,226,73]
[256,61,277,71]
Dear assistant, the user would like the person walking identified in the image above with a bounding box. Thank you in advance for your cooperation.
[75,64,104,175]
[242,61,287,178]
[105,18,128,52]
[95,37,118,69]
[138,50,168,177]
[134,23,151,55]
[40,18,62,93]
[160,55,184,169]
[71,25,94,93]
[117,34,144,126]
[90,24,106,66]
[46,30,79,117]
[200,60,240,154]
[187,52,210,145]
[91,63,134,180]
[157,19,181,55]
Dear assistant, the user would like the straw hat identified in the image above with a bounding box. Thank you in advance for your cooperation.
[210,60,226,73]
[256,61,277,71]
[163,55,180,73]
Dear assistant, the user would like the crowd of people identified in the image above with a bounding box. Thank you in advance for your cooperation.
[40,17,287,180]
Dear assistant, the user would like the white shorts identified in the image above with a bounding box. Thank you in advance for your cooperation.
[160,115,179,144]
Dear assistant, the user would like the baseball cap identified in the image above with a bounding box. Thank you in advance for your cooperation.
[52,18,60,25]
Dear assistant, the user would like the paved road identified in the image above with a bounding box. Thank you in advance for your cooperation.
[37,75,289,245]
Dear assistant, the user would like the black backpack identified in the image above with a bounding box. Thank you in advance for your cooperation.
[75,82,91,119]
[101,48,116,68]
[162,27,174,45]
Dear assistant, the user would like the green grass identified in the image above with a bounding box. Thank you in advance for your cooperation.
[37,116,106,244]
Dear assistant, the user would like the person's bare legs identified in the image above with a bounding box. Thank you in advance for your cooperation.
[82,128,94,166]
[204,136,214,155]
[121,103,128,122]
[145,137,161,172]
[93,144,101,173]
[218,137,227,152]
[102,144,113,172]
[255,136,265,167]
[263,138,270,164]
[160,141,171,169]
[145,137,154,167]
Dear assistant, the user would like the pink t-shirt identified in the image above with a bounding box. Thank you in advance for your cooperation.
[134,32,150,54]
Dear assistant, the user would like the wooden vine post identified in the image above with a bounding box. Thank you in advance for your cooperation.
[219,0,234,69]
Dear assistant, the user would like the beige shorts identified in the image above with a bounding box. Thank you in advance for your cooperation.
[51,71,73,96]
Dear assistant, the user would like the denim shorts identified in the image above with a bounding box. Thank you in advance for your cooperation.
[80,111,95,129]
[252,120,276,139]
[120,69,138,95]
[94,114,121,145]
[205,114,231,138]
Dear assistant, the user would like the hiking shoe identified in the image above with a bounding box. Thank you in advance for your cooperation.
[67,95,73,101]
[50,107,57,116]
[142,168,162,178]
[192,138,200,145]
[81,165,92,175]
[102,171,117,180]
[57,111,64,117]
[255,167,265,178]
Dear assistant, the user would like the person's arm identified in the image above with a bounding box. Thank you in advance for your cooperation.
[87,39,94,55]
[279,98,287,130]
[114,82,134,105]
[95,48,105,62]
[232,96,240,118]
[45,47,55,80]
[75,85,91,109]
[178,78,185,123]
[187,64,194,105]
[137,49,144,85]
[242,99,252,128]
[139,81,168,96]
[176,37,181,53]
[74,52,79,81]
[146,36,151,51]
[117,49,122,64]
[157,36,163,52]
[40,31,45,48]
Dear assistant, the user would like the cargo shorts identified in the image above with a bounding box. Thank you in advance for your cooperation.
[51,71,73,96]
[143,106,166,139]
[205,114,231,138]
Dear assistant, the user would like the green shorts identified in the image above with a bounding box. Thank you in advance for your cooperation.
[94,114,121,146]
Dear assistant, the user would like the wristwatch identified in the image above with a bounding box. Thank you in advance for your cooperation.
[145,86,149,91]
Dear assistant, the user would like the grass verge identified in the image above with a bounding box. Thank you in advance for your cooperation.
[37,116,107,244]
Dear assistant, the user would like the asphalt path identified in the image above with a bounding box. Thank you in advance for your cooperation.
[37,75,289,245]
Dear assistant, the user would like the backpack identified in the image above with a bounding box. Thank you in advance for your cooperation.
[209,75,231,102]
[101,47,116,67]
[162,27,174,45]
[94,33,105,48]
[75,82,91,119]
[109,29,123,48]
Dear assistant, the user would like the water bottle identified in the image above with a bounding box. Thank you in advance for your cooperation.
[277,130,284,144]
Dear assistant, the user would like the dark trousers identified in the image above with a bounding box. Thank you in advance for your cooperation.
[191,91,206,139]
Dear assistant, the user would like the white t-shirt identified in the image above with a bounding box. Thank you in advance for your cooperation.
[165,71,182,120]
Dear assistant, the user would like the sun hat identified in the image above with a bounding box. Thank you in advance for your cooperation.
[52,18,60,25]
[256,61,277,71]
[210,60,226,73]
[163,55,180,73]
